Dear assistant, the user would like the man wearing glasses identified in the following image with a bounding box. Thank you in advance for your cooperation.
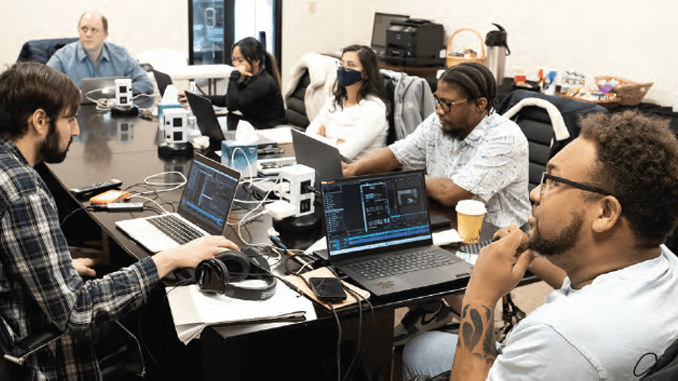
[343,62,530,343]
[343,62,529,229]
[402,111,678,381]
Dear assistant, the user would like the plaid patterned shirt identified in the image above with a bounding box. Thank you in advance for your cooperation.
[390,112,531,228]
[0,135,160,380]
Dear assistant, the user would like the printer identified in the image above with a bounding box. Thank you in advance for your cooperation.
[385,19,446,66]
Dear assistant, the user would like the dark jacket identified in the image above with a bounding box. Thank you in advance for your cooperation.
[208,70,287,129]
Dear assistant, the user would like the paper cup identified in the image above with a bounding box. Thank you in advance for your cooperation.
[456,200,487,244]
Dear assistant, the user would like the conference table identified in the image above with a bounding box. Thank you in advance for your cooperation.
[43,102,522,381]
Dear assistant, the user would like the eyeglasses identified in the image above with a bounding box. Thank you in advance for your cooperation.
[433,95,468,113]
[539,172,612,197]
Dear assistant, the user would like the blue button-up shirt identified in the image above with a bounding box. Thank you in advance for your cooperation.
[47,41,154,94]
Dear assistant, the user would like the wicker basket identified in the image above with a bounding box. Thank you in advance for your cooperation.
[595,76,653,106]
[446,28,486,68]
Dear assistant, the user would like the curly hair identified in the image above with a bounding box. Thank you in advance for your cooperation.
[438,62,498,113]
[579,110,678,246]
[331,45,388,112]
[0,62,80,139]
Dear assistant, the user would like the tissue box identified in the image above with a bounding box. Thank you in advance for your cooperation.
[221,140,258,177]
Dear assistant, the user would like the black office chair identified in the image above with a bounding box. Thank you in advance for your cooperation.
[16,38,78,64]
[497,89,609,191]
[0,318,145,380]
[284,69,312,129]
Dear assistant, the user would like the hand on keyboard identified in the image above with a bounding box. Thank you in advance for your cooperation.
[153,236,240,278]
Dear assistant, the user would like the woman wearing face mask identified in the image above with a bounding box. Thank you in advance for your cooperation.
[206,37,287,129]
[305,45,389,160]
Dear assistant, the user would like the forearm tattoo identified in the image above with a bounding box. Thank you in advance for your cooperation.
[460,304,497,363]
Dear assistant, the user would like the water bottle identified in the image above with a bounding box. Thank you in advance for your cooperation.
[485,23,511,86]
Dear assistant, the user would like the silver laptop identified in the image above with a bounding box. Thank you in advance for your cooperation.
[116,153,241,253]
[291,129,349,185]
[320,170,473,298]
[80,76,126,105]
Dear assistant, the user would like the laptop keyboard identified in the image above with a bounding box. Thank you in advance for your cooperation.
[148,215,204,245]
[348,248,456,280]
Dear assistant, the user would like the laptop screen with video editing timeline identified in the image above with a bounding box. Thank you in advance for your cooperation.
[177,156,239,234]
[322,170,432,257]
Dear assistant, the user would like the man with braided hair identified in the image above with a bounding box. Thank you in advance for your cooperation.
[343,62,529,229]
[343,62,530,343]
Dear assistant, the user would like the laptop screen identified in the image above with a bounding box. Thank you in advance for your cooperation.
[321,170,432,258]
[177,154,240,234]
[371,12,409,52]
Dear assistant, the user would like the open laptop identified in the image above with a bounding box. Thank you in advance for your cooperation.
[291,129,349,185]
[320,170,473,298]
[80,76,125,105]
[152,69,173,97]
[370,12,409,58]
[185,91,276,149]
[115,153,241,253]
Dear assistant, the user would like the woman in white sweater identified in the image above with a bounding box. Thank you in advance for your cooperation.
[305,45,389,160]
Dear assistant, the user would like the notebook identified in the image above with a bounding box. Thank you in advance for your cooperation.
[320,170,474,298]
[291,129,348,185]
[370,12,409,58]
[115,153,241,253]
[80,76,126,105]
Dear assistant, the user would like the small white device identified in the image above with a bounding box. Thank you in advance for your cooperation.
[279,164,315,217]
[114,78,133,107]
[162,108,190,144]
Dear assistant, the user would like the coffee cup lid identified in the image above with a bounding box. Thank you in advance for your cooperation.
[456,199,487,215]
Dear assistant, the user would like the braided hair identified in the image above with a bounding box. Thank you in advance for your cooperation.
[439,62,497,113]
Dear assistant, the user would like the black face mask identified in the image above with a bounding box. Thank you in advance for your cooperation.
[337,67,363,87]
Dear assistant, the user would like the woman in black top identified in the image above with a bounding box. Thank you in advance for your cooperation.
[207,37,287,129]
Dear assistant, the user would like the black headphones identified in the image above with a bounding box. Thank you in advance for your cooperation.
[195,247,277,300]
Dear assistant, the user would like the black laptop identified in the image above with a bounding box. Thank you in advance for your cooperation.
[152,69,173,97]
[320,170,473,298]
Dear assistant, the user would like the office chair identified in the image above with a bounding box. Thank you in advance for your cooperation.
[497,89,609,191]
[0,318,145,381]
[16,38,79,65]
[284,69,312,128]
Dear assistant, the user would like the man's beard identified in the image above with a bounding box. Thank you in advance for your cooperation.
[528,210,584,257]
[39,120,71,164]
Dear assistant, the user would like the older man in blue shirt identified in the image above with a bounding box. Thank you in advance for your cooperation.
[47,11,153,95]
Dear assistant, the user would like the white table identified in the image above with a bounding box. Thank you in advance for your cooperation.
[166,64,234,95]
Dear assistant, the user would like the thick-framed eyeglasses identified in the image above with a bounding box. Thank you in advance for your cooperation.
[433,95,468,113]
[539,172,612,196]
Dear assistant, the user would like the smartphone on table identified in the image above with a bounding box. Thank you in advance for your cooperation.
[308,277,347,302]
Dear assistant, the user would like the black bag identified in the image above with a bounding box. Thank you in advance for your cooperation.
[640,337,678,381]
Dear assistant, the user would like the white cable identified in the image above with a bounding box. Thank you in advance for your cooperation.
[230,146,257,180]
[130,171,187,196]
[128,194,169,214]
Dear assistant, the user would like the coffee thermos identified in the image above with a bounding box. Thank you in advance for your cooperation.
[485,23,511,85]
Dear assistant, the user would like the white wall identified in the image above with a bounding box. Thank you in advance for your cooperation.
[281,0,678,107]
[2,1,676,106]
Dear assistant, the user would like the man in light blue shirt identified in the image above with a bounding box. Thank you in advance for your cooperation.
[47,11,153,95]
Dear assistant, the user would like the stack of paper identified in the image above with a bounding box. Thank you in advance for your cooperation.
[167,282,316,344]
